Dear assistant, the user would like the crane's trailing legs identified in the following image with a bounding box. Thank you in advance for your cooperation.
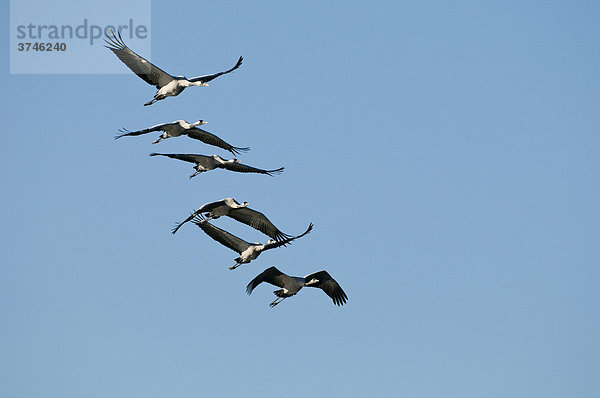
[189,165,209,179]
[189,170,203,179]
[229,262,242,270]
[269,296,286,307]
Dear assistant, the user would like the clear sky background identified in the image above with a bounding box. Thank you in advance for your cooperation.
[1,1,599,397]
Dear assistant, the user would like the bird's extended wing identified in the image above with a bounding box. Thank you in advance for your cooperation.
[304,270,348,306]
[104,30,174,89]
[192,219,250,254]
[185,128,249,156]
[188,56,243,83]
[246,266,288,294]
[263,223,313,250]
[171,210,203,234]
[218,161,284,176]
[149,153,209,164]
[115,122,174,139]
[228,208,291,242]
[171,199,230,234]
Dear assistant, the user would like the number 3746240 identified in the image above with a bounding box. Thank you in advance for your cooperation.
[17,42,67,51]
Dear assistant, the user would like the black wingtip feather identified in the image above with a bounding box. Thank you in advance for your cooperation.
[230,146,250,156]
[114,128,128,140]
[266,167,285,176]
[172,210,203,234]
[171,222,182,235]
[275,231,293,242]
[190,214,206,226]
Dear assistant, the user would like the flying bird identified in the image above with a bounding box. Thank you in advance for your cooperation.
[115,120,249,156]
[104,30,243,106]
[150,153,284,178]
[246,266,348,307]
[192,219,313,270]
[172,198,292,241]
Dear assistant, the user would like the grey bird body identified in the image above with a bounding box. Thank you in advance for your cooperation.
[192,220,313,269]
[150,153,283,178]
[116,120,249,155]
[246,266,348,307]
[105,31,242,106]
[172,198,292,241]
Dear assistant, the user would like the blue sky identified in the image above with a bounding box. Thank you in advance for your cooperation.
[2,1,599,397]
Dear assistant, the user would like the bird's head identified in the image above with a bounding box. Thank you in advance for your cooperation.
[191,120,207,127]
[305,278,320,286]
[191,80,209,87]
[242,201,249,207]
